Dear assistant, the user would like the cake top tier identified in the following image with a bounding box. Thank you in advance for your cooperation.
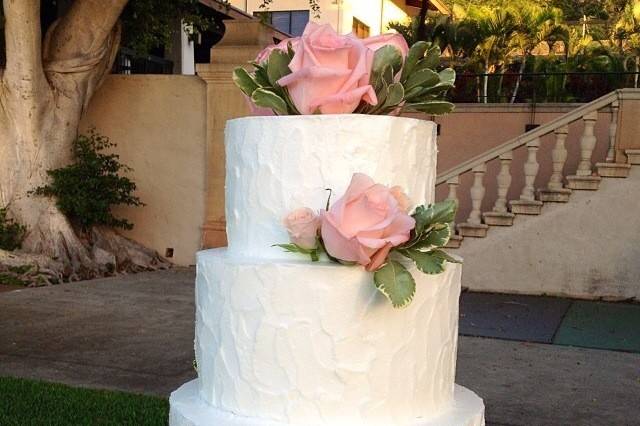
[225,115,437,260]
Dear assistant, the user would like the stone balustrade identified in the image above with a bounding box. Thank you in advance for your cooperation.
[437,90,639,247]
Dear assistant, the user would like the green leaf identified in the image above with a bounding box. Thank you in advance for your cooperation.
[413,224,451,251]
[432,249,462,264]
[371,45,403,86]
[414,45,442,72]
[253,65,271,87]
[232,67,259,97]
[385,83,405,107]
[266,50,292,87]
[400,249,446,275]
[439,68,456,86]
[401,41,430,82]
[373,260,416,308]
[273,243,320,262]
[405,68,440,91]
[251,89,288,115]
[407,200,457,245]
[405,101,455,115]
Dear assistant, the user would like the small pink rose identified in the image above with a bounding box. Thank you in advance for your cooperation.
[363,33,409,58]
[283,207,320,250]
[277,23,377,114]
[320,173,415,267]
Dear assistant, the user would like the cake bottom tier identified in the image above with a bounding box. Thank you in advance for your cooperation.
[170,380,485,426]
[195,249,463,425]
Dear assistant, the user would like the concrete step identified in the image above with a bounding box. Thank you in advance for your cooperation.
[509,200,543,215]
[457,223,489,238]
[445,234,463,249]
[596,162,631,178]
[626,149,640,165]
[538,188,571,203]
[566,175,602,190]
[483,211,515,226]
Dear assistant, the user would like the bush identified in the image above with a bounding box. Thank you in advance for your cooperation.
[0,208,26,251]
[32,129,143,231]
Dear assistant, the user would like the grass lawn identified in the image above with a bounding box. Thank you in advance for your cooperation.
[0,376,168,425]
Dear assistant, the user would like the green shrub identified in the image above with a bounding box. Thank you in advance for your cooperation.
[0,208,26,251]
[32,130,143,232]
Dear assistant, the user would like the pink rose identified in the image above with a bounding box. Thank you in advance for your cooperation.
[320,173,415,270]
[363,33,409,58]
[283,208,320,250]
[277,23,377,114]
[390,186,411,212]
[255,37,300,64]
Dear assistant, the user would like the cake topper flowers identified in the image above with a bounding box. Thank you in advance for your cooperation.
[233,22,455,116]
[276,173,460,308]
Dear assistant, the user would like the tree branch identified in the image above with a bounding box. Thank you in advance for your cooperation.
[44,0,129,66]
[2,0,46,88]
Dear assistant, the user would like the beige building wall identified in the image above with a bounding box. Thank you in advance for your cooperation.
[228,0,413,35]
[81,75,207,266]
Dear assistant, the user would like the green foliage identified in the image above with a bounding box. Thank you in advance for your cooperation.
[0,208,26,251]
[120,0,223,54]
[273,243,320,262]
[31,130,143,232]
[369,199,461,308]
[374,260,416,308]
[0,376,168,426]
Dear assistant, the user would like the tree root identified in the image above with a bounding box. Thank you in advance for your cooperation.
[0,226,170,287]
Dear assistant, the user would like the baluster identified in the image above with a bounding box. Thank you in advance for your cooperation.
[457,164,489,238]
[445,177,463,248]
[510,138,543,215]
[596,101,631,178]
[539,126,572,202]
[567,111,602,189]
[483,152,515,226]
[607,101,619,162]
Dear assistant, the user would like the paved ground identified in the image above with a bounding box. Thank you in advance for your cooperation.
[1,269,639,425]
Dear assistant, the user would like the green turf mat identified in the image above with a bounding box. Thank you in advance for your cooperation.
[553,301,640,353]
[0,376,168,426]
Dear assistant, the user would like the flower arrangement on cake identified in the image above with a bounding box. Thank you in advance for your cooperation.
[277,173,459,308]
[233,22,455,116]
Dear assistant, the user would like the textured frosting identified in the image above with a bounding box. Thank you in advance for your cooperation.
[225,115,437,260]
[170,380,485,426]
[195,249,461,426]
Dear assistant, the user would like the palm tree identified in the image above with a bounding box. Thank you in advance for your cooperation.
[509,5,569,102]
[464,6,519,102]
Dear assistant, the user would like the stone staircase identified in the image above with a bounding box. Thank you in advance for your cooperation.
[436,89,640,250]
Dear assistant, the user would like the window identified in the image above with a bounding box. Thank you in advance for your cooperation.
[255,10,310,36]
[352,18,370,39]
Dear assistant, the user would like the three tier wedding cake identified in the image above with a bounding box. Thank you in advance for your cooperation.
[170,23,484,426]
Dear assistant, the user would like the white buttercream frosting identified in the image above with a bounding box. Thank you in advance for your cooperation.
[225,115,437,260]
[195,249,461,426]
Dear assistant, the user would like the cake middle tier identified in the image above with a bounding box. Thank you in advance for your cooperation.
[225,115,437,260]
[195,249,461,426]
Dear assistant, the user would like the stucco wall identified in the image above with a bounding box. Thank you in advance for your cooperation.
[457,167,640,300]
[81,75,207,266]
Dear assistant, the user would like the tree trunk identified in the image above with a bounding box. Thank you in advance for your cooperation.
[416,0,430,42]
[510,56,527,104]
[0,0,167,284]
